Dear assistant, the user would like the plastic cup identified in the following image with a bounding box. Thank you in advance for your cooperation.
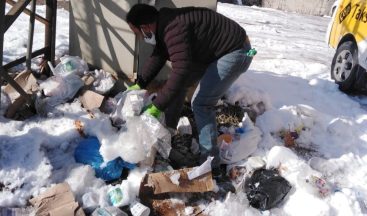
[107,187,124,207]
[130,201,150,216]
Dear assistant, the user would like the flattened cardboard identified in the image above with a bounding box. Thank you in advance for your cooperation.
[30,183,85,216]
[79,90,105,110]
[4,70,38,102]
[146,168,214,194]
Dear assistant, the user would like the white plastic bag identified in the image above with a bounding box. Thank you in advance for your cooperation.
[99,90,171,163]
[219,113,262,164]
[36,74,84,114]
[98,114,171,163]
[110,90,147,127]
[53,56,89,77]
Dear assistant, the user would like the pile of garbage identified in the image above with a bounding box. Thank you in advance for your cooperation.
[0,56,295,216]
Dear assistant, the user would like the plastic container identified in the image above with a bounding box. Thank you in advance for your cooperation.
[108,187,125,207]
[130,201,150,216]
[92,206,128,216]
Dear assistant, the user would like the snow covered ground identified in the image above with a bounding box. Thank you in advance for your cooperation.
[1,3,367,216]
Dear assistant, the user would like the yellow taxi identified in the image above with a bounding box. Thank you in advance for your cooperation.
[327,0,367,92]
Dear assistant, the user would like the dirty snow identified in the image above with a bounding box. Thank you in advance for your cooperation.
[1,2,367,216]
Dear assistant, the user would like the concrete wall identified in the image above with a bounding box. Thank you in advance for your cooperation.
[262,0,335,16]
[69,0,217,86]
[69,0,138,81]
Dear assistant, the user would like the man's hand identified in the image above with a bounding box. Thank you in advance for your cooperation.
[143,104,162,119]
[127,83,141,91]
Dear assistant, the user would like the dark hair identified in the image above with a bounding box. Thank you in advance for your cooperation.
[126,4,158,27]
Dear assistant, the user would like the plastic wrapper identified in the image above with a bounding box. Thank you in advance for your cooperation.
[218,113,262,164]
[187,157,213,180]
[244,168,292,211]
[53,56,89,77]
[74,137,136,181]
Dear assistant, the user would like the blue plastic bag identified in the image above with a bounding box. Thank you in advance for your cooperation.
[74,137,135,181]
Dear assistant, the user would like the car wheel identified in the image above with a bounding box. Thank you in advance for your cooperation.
[331,6,336,16]
[331,41,359,92]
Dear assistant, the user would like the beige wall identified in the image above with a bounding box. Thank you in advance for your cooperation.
[69,0,139,82]
[69,0,217,87]
[262,0,335,16]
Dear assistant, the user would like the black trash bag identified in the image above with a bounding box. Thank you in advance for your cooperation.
[244,168,292,211]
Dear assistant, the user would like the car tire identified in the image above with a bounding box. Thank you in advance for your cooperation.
[331,41,359,92]
[330,6,336,16]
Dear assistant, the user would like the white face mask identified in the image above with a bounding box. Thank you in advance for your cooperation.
[141,29,156,45]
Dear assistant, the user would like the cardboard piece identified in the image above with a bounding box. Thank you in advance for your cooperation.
[4,94,35,120]
[145,168,214,194]
[4,70,38,102]
[3,71,38,119]
[152,199,206,216]
[81,75,95,88]
[79,90,105,110]
[30,183,85,216]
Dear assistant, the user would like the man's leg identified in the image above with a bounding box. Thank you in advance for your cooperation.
[191,47,252,169]
[164,89,187,129]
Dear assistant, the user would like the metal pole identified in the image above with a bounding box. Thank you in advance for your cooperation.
[45,0,57,77]
[26,0,36,71]
[0,1,32,105]
[0,0,5,106]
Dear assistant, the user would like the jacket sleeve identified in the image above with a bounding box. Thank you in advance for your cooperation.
[137,47,168,89]
[152,21,194,110]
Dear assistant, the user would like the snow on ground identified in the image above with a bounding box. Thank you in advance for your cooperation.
[1,2,367,216]
[3,5,69,71]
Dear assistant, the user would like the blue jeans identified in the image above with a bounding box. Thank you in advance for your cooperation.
[192,45,252,167]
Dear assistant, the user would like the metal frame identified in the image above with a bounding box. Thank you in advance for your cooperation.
[0,0,57,106]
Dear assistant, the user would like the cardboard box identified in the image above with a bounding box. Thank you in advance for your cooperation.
[4,70,38,102]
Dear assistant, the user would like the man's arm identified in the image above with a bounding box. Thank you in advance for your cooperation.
[137,47,168,89]
[152,21,194,110]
